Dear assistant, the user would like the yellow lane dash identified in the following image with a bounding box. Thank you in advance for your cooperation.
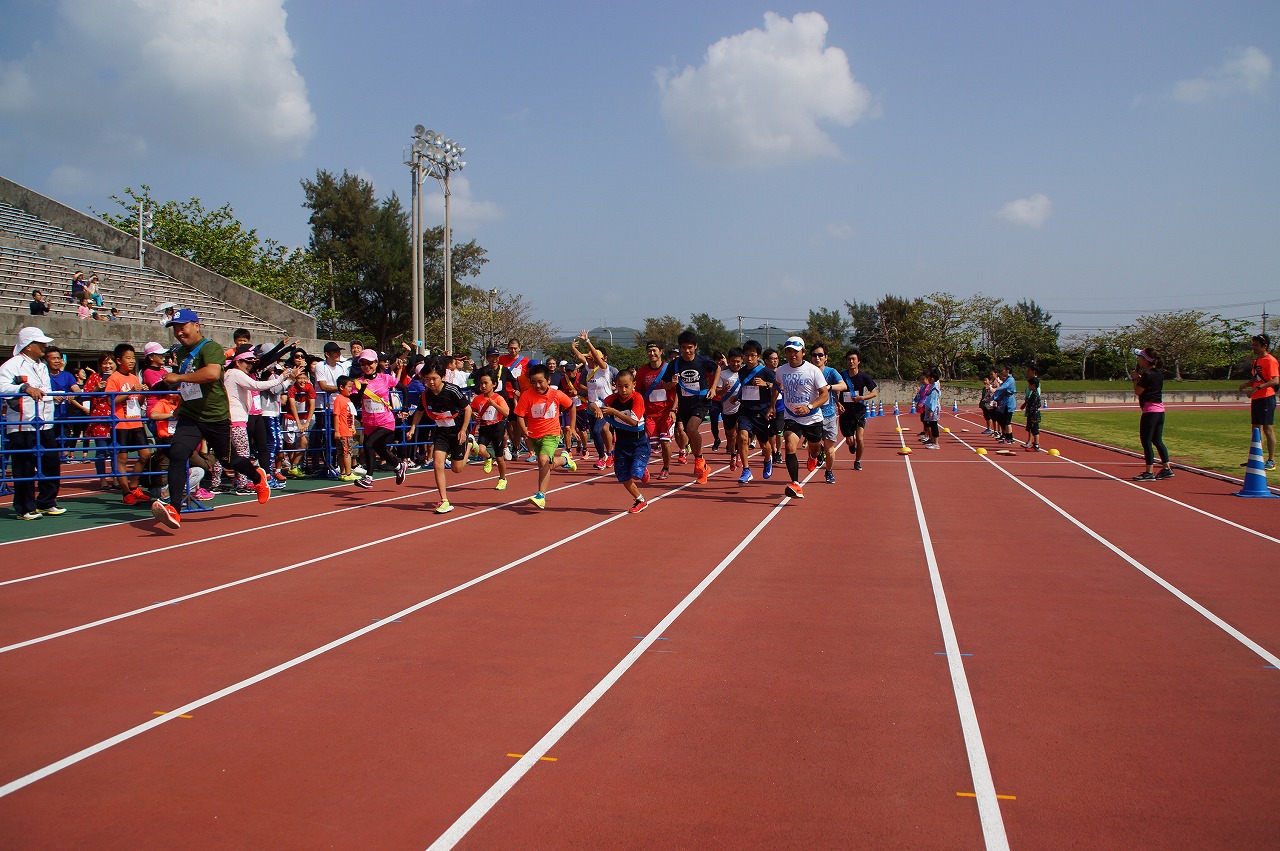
[153,711,194,719]
[507,753,557,762]
[957,792,1016,800]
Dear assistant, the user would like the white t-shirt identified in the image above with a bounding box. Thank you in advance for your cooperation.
[776,360,829,426]
[716,369,741,416]
[585,364,618,406]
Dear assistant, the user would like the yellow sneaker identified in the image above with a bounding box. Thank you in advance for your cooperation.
[483,457,493,474]
[495,478,507,491]
[529,493,546,509]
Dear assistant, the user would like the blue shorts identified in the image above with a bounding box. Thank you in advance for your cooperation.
[612,437,651,482]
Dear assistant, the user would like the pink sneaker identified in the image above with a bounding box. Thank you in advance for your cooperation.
[594,459,607,470]
[194,488,215,501]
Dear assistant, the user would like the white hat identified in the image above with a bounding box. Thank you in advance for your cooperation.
[784,335,805,351]
[143,342,166,356]
[14,326,53,357]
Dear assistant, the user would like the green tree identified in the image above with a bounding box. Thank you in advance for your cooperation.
[1119,310,1233,380]
[804,306,851,354]
[635,316,685,351]
[446,289,557,358]
[915,292,974,378]
[688,313,737,355]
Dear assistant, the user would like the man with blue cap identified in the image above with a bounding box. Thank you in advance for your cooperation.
[150,310,272,529]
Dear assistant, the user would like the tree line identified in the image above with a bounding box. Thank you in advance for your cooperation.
[99,183,1258,378]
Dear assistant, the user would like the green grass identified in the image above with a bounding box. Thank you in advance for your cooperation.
[950,379,1243,393]
[1040,408,1261,476]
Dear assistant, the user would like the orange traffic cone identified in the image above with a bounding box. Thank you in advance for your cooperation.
[1234,427,1277,499]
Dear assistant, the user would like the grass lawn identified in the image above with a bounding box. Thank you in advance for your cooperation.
[1040,408,1263,476]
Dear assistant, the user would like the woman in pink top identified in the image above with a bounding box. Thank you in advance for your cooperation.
[352,349,407,488]
[223,347,296,491]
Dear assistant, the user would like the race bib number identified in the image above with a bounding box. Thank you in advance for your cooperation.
[531,402,547,419]
[842,391,856,403]
[179,382,202,401]
[365,399,387,414]
[648,388,666,402]
[481,407,499,423]
[125,397,142,419]
[741,386,761,401]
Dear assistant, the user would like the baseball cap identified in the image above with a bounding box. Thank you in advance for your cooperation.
[165,308,199,327]
[143,342,166,356]
[323,342,342,354]
[13,326,53,356]
[1133,348,1151,361]
[358,348,379,362]
[784,336,805,351]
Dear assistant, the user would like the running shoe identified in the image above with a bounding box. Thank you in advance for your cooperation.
[352,465,367,476]
[695,457,708,484]
[642,469,650,484]
[676,451,687,465]
[339,473,359,481]
[194,488,215,501]
[495,478,507,491]
[1155,468,1175,480]
[806,451,818,472]
[268,480,286,490]
[1267,460,1277,471]
[255,469,271,504]
[233,486,256,497]
[853,461,862,471]
[354,475,374,489]
[628,498,648,515]
[772,451,782,464]
[434,500,454,514]
[503,447,512,461]
[122,490,141,506]
[1132,471,1156,481]
[738,468,753,484]
[729,455,739,471]
[605,453,614,468]
[763,457,773,479]
[923,442,939,450]
[563,455,578,472]
[825,470,836,484]
[273,469,289,482]
[483,457,493,474]
[785,482,804,499]
[396,459,409,485]
[594,458,607,470]
[151,500,181,529]
[712,439,721,451]
[38,506,67,516]
[16,511,41,521]
[529,493,546,509]
[424,461,434,471]
[658,468,670,480]
[289,466,305,478]
[526,454,538,463]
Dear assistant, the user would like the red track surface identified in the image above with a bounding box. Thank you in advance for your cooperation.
[2,414,1277,849]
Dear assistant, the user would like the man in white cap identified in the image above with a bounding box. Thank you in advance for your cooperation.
[775,336,830,500]
[0,326,66,519]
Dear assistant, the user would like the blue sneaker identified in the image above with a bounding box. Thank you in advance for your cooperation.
[763,458,773,479]
[738,468,753,484]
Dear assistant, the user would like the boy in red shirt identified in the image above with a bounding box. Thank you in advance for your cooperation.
[105,343,151,504]
[469,368,511,491]
[513,362,578,509]
[1239,333,1279,469]
[332,376,357,480]
[600,369,651,514]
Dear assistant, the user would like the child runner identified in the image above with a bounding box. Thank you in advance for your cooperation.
[775,336,829,499]
[572,331,617,469]
[671,329,720,484]
[837,349,877,471]
[105,343,151,504]
[979,372,997,435]
[352,349,406,489]
[332,375,357,480]
[635,341,677,481]
[513,362,578,509]
[734,340,777,484]
[921,368,941,449]
[408,356,473,513]
[1021,375,1042,452]
[763,347,784,470]
[469,367,511,491]
[601,369,651,514]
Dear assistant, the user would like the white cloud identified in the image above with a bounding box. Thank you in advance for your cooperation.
[996,194,1052,229]
[422,174,504,231]
[0,0,315,168]
[656,12,872,168]
[826,221,854,240]
[1173,46,1271,104]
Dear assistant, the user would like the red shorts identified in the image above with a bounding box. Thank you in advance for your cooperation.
[645,412,675,442]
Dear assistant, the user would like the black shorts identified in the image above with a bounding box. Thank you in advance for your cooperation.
[677,399,711,429]
[995,409,1013,427]
[114,427,150,450]
[839,410,866,437]
[476,421,507,452]
[721,411,739,431]
[1251,395,1276,427]
[783,418,824,444]
[431,427,468,462]
[737,410,772,439]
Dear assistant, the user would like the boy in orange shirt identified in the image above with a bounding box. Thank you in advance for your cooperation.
[513,362,578,509]
[332,375,357,480]
[469,368,511,490]
[105,343,152,504]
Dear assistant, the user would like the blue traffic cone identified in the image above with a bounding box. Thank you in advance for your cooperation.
[1234,427,1277,498]
[1042,395,1049,409]
[877,400,884,417]
[910,400,916,415]
[893,401,900,416]
[952,399,959,413]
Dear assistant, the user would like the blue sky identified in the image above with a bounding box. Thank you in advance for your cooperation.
[1,1,1276,339]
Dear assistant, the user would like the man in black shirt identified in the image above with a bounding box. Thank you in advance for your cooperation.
[29,289,50,316]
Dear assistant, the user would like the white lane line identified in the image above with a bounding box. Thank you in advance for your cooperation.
[425,467,818,851]
[945,412,1280,545]
[894,418,1010,851]
[943,431,1280,669]
[0,461,732,800]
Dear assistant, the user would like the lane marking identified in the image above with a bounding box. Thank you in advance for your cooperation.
[894,417,1010,851]
[943,430,1280,669]
[425,468,819,851]
[0,462,732,800]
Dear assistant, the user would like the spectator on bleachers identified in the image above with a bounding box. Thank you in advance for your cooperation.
[29,289,50,316]
[76,293,91,320]
[108,307,121,321]
[70,271,86,303]
[0,326,64,519]
[154,302,177,325]
[87,274,103,307]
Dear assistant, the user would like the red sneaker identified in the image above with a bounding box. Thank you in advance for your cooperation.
[785,482,804,499]
[695,457,708,484]
[151,499,181,529]
[806,452,818,472]
[273,469,288,482]
[255,468,271,504]
[605,454,614,468]
[642,469,650,484]
[628,498,648,514]
[122,490,139,506]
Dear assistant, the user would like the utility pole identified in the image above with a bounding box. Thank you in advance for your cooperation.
[737,315,743,343]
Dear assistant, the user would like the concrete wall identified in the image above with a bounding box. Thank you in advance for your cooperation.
[0,175,315,339]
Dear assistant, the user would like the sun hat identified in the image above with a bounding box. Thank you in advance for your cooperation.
[13,326,53,357]
[143,342,166,356]
[358,348,379,363]
[784,336,805,351]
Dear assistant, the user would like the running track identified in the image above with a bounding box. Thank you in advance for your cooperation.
[0,414,1276,848]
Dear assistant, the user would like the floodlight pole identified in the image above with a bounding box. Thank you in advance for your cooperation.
[417,128,466,356]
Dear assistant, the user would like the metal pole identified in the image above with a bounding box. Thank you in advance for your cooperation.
[412,158,423,355]
[443,170,453,355]
[138,202,145,269]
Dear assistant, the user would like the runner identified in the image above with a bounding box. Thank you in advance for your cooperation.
[775,336,828,499]
[513,362,578,509]
[408,356,473,514]
[837,349,877,472]
[1130,347,1173,482]
[600,369,651,514]
[469,367,512,491]
[635,341,677,481]
[671,329,720,484]
[807,344,846,483]
[733,340,777,484]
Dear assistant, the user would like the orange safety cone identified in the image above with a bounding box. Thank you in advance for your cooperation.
[1234,427,1278,499]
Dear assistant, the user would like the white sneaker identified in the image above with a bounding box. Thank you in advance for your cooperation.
[352,465,367,475]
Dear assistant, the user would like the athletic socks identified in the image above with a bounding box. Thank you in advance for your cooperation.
[786,452,800,482]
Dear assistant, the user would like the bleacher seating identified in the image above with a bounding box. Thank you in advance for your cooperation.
[1,216,287,342]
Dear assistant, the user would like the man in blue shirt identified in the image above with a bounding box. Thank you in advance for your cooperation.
[807,344,846,483]
[991,365,1018,445]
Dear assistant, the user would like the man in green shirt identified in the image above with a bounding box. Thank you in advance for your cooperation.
[151,309,269,529]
